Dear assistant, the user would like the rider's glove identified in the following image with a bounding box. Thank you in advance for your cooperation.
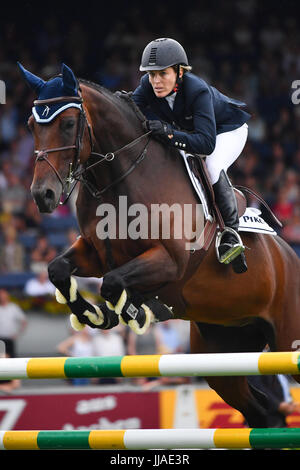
[146,120,174,142]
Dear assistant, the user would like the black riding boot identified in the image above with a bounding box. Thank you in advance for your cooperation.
[213,170,247,273]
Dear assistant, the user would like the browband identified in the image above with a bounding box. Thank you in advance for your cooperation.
[33,96,83,106]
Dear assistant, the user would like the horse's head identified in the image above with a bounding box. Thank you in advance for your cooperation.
[18,62,92,213]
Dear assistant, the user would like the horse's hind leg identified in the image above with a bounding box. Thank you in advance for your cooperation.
[48,236,119,330]
[207,376,270,427]
[272,256,300,385]
[190,322,271,427]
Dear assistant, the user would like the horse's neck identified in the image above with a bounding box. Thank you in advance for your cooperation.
[84,86,136,149]
[82,85,195,207]
[84,87,143,186]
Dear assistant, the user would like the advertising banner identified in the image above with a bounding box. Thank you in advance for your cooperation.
[0,391,160,430]
[0,387,299,430]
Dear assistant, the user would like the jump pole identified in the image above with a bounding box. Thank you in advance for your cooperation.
[0,352,299,380]
[1,428,300,450]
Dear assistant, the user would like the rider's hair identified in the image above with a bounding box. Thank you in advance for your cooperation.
[172,65,192,74]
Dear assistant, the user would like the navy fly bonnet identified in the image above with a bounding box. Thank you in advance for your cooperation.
[17,62,82,123]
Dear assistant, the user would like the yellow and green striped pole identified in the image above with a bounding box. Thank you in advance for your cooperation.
[1,428,300,450]
[0,352,300,380]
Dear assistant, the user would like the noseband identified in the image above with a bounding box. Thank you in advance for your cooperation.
[33,92,151,204]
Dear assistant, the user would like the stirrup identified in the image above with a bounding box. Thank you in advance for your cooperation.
[215,227,245,264]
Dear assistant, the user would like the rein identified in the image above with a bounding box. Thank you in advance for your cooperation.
[33,93,152,204]
[72,131,152,200]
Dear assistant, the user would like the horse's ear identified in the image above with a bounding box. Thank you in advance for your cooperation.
[62,63,78,95]
[17,62,45,93]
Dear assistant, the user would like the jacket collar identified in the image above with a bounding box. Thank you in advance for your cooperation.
[153,87,185,123]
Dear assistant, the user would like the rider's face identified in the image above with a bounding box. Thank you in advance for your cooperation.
[148,67,179,97]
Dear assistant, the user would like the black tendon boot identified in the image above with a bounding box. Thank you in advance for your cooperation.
[213,170,248,273]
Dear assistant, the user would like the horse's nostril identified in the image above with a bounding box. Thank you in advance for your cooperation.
[31,186,58,213]
[45,188,55,200]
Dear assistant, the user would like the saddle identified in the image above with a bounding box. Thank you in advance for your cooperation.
[186,154,282,252]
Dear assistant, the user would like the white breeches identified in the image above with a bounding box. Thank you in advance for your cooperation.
[205,123,248,185]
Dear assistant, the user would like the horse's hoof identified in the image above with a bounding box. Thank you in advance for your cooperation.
[70,313,85,331]
[120,303,154,335]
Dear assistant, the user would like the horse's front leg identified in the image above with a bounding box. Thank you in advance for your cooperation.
[48,236,119,331]
[101,244,188,334]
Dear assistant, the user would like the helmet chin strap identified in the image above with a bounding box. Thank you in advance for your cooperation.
[167,65,182,96]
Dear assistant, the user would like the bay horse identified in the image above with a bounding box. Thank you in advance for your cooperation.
[19,63,300,428]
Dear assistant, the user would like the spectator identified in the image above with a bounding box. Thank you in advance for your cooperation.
[57,327,94,357]
[91,327,126,385]
[166,319,190,354]
[92,327,126,357]
[29,234,57,274]
[272,188,294,224]
[0,172,27,215]
[0,340,21,393]
[24,270,55,297]
[8,125,33,179]
[247,112,267,143]
[281,208,300,256]
[20,199,42,235]
[156,320,184,354]
[0,97,18,144]
[56,328,94,385]
[283,169,299,205]
[127,324,162,356]
[0,225,25,273]
[0,289,27,358]
[247,374,300,427]
[0,164,8,190]
[126,324,161,387]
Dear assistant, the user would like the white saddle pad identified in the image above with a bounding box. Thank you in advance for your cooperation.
[238,207,277,236]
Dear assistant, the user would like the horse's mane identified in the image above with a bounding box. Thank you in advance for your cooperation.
[44,73,146,131]
[78,78,146,130]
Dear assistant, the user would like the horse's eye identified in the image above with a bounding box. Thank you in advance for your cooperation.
[65,120,75,130]
[60,119,76,132]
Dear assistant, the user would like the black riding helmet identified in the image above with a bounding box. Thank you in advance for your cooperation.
[139,38,189,71]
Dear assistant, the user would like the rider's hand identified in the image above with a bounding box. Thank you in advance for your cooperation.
[146,120,174,141]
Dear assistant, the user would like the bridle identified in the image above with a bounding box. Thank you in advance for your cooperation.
[33,91,151,204]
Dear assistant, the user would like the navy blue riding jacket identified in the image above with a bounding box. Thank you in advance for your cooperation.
[132,72,251,155]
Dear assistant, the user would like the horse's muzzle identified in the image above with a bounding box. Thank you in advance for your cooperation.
[31,185,59,213]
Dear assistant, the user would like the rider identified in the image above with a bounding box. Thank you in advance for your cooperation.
[132,38,251,273]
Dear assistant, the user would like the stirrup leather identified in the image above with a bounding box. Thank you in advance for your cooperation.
[215,227,245,264]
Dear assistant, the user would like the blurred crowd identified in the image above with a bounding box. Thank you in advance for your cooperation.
[0,281,191,390]
[55,318,191,388]
[0,0,299,295]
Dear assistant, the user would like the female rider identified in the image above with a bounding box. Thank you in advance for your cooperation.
[132,38,250,274]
